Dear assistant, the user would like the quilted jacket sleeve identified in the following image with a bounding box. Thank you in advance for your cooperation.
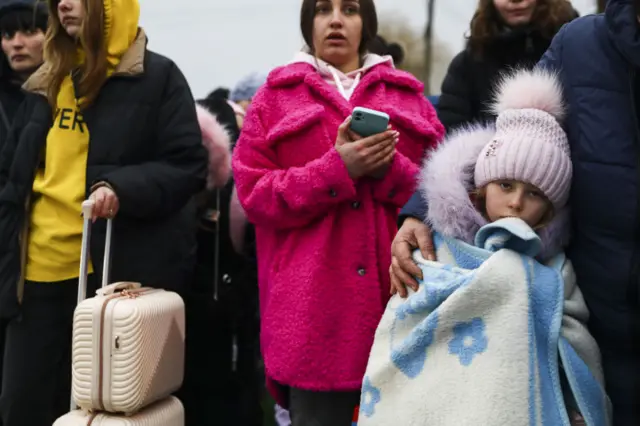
[399,190,428,224]
[536,23,568,72]
[99,61,208,218]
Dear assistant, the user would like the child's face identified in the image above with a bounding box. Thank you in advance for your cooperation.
[484,180,550,228]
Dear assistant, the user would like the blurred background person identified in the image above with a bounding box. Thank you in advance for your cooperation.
[436,0,577,132]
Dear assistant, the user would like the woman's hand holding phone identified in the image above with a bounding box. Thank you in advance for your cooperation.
[335,116,399,179]
[366,124,398,179]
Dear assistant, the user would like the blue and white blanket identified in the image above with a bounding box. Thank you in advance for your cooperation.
[359,218,611,426]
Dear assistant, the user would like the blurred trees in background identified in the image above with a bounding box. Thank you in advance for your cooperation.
[378,11,453,95]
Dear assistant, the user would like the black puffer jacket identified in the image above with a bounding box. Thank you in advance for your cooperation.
[0,30,208,319]
[438,23,575,132]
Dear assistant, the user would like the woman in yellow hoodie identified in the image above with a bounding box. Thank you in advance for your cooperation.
[0,0,207,424]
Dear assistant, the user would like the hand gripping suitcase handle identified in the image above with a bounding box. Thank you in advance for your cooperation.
[77,199,113,305]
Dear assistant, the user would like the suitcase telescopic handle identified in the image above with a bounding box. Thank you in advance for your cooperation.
[78,199,114,305]
[72,200,113,411]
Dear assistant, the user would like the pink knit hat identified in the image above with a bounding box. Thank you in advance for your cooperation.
[474,69,572,209]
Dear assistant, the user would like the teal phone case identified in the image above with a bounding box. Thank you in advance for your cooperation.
[350,107,390,137]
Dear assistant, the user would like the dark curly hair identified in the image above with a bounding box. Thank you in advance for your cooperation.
[467,0,576,56]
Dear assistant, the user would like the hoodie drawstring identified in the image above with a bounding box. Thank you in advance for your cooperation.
[329,66,362,100]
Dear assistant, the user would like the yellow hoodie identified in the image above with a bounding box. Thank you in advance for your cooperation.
[25,0,140,282]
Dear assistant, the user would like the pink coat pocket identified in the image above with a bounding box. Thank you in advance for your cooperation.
[267,105,333,168]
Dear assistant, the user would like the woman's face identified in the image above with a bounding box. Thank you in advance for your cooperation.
[57,0,85,38]
[1,29,45,78]
[312,0,362,70]
[492,0,537,27]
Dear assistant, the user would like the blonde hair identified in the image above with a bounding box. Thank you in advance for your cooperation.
[43,0,108,110]
[472,185,554,230]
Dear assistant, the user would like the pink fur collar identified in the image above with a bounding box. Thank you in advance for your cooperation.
[195,104,232,189]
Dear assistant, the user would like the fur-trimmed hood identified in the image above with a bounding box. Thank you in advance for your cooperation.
[419,61,576,262]
[195,104,232,188]
[419,124,570,260]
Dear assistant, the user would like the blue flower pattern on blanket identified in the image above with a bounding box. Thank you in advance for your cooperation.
[390,313,439,379]
[448,318,488,366]
[360,377,381,417]
[389,263,475,378]
[359,219,612,426]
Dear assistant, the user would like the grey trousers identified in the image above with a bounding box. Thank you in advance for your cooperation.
[289,388,360,426]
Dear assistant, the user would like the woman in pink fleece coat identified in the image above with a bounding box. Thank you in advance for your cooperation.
[232,0,443,423]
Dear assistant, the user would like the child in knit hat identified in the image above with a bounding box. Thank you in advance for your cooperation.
[420,68,594,425]
[420,68,573,257]
[470,75,571,234]
[360,69,609,426]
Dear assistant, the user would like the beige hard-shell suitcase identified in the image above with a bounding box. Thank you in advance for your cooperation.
[70,200,186,414]
[54,396,184,426]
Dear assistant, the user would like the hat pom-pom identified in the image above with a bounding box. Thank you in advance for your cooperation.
[490,68,565,121]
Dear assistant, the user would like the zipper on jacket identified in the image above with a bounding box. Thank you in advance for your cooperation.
[525,33,534,55]
[16,193,30,304]
[71,74,94,203]
[16,97,53,304]
[627,67,640,308]
[17,146,45,304]
[213,189,220,301]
